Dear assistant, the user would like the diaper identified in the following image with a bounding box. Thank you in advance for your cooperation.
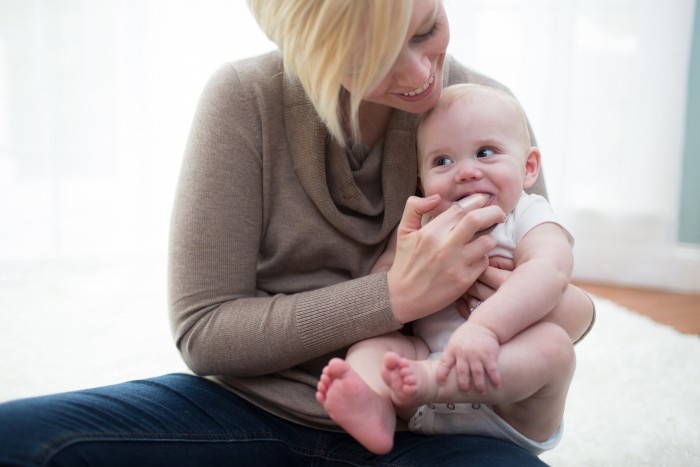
[408,402,562,455]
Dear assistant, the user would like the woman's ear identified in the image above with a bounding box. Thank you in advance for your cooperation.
[523,147,541,189]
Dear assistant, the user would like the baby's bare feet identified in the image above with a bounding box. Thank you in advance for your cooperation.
[381,351,439,408]
[316,358,396,454]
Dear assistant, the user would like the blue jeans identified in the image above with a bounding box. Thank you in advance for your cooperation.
[0,373,547,466]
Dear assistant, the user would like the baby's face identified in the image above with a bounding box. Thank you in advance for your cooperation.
[417,94,533,216]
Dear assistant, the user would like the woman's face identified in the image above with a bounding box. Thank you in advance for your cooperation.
[346,0,450,114]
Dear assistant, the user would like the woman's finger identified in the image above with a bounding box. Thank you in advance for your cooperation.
[453,193,489,215]
[396,194,442,236]
[478,265,512,291]
[420,200,481,241]
[455,297,473,320]
[466,296,482,313]
[488,255,515,271]
[467,263,514,301]
[450,205,506,247]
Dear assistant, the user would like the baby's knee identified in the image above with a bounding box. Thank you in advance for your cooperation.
[538,323,576,373]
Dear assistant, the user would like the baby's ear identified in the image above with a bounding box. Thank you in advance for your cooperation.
[523,147,541,189]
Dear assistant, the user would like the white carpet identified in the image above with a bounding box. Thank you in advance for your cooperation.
[1,259,698,466]
[541,295,700,466]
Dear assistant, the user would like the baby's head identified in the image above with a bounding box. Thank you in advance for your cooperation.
[416,83,540,216]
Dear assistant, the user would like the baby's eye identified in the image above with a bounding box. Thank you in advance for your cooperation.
[477,147,496,158]
[434,156,453,167]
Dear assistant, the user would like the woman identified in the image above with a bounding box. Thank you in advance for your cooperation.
[0,1,594,465]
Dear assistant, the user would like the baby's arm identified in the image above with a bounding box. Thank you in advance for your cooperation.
[472,222,573,341]
[438,222,573,392]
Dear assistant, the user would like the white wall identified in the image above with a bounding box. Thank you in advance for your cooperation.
[1,0,698,292]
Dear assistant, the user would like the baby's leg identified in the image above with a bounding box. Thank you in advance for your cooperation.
[316,331,427,454]
[542,284,596,343]
[383,322,575,442]
[490,322,575,441]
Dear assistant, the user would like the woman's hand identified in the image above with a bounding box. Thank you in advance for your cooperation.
[387,195,506,324]
[465,256,514,304]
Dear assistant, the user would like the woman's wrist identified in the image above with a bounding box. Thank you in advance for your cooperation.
[386,268,411,325]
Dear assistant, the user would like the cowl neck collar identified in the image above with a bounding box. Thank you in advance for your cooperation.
[283,76,418,245]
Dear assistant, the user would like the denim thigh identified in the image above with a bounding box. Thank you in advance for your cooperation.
[0,373,545,466]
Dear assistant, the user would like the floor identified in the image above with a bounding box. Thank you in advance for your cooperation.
[574,281,700,336]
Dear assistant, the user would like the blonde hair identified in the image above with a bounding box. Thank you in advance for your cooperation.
[247,0,414,145]
[419,83,532,146]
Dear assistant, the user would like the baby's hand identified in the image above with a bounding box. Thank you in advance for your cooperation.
[436,322,501,394]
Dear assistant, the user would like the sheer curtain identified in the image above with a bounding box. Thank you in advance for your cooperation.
[446,0,698,292]
[0,0,273,264]
[1,0,697,291]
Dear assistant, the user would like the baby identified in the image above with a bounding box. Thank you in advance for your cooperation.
[317,84,576,456]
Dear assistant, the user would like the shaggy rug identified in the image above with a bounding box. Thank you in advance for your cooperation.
[540,296,700,466]
[0,259,698,466]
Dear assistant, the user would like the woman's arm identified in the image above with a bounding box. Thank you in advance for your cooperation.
[169,62,405,377]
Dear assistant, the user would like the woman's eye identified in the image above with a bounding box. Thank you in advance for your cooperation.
[477,147,496,158]
[413,21,440,43]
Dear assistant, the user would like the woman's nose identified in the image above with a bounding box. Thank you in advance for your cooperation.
[393,48,432,89]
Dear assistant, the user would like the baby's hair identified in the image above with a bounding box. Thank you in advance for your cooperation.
[247,0,414,146]
[419,83,532,146]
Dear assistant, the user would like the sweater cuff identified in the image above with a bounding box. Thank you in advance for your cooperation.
[296,272,403,354]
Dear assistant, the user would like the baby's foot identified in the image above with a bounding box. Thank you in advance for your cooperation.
[316,358,395,454]
[381,351,438,408]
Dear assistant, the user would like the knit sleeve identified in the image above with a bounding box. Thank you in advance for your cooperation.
[168,57,402,377]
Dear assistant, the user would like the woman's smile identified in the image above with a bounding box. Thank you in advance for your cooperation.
[398,72,436,101]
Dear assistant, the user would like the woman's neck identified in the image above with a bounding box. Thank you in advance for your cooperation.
[357,101,393,148]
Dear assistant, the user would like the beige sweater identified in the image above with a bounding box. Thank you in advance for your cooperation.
[168,51,545,430]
